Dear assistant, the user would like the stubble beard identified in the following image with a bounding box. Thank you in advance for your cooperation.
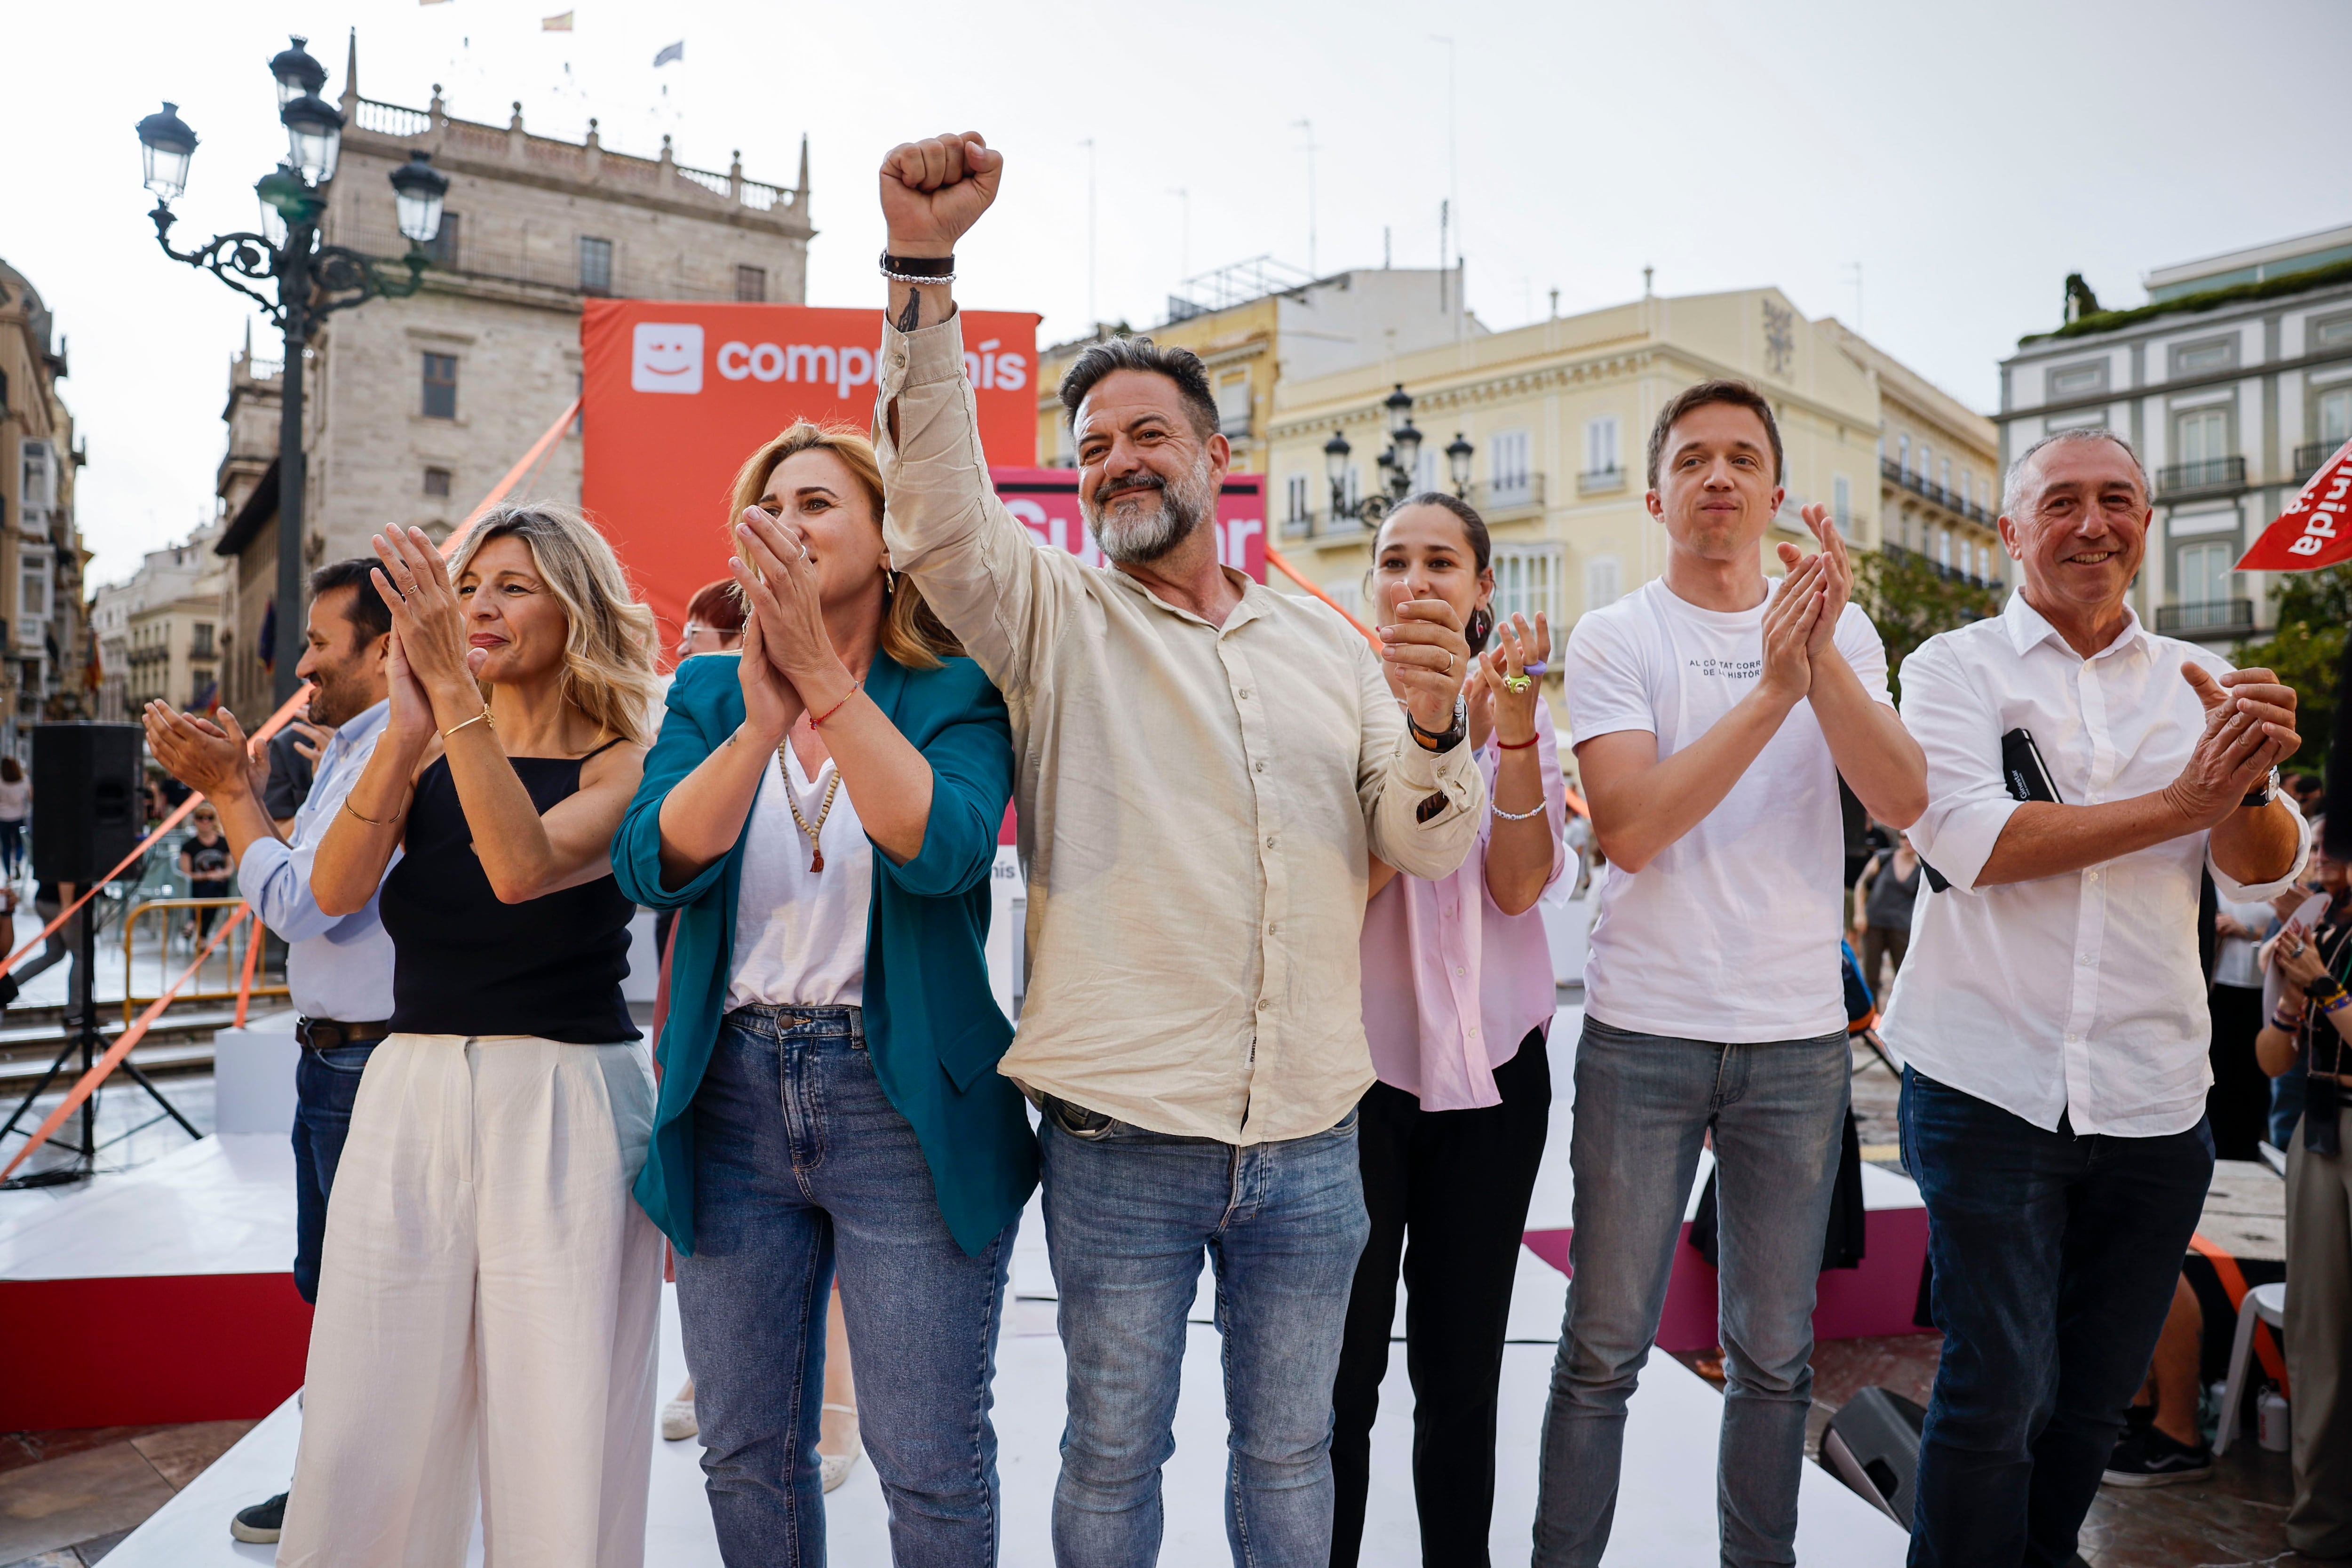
[1085,458,1214,567]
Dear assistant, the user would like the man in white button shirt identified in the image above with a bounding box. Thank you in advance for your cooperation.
[874,134,1483,1565]
[1881,427,2308,1567]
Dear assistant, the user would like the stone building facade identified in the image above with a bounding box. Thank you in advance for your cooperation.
[95,536,227,717]
[215,34,813,712]
[0,257,91,752]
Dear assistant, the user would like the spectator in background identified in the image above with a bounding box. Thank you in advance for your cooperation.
[2270,861,2330,1151]
[15,879,81,1021]
[177,805,235,944]
[2256,820,2351,1560]
[2210,882,2282,1159]
[1851,829,1922,996]
[2288,773,2327,818]
[0,756,30,882]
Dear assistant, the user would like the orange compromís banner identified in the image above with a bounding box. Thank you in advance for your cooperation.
[580,299,1041,661]
[2238,436,2352,571]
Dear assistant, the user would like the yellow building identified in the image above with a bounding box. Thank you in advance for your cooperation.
[1035,262,1480,474]
[1830,324,2003,592]
[1264,287,2000,639]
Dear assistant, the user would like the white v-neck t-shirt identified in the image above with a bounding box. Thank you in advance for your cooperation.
[726,743,873,1011]
[1562,575,1893,1043]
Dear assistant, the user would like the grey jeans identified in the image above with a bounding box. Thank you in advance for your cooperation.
[1534,1015,1850,1568]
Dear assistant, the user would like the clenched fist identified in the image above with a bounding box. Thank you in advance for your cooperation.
[879,132,1002,259]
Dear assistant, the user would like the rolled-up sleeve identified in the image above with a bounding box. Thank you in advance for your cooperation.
[1356,633,1484,880]
[2209,804,2311,902]
[1897,637,2019,895]
[238,735,392,941]
[876,313,1076,694]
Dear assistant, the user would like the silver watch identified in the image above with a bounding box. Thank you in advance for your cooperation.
[2241,766,2281,809]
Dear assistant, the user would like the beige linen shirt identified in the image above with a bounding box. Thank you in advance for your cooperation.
[876,313,1484,1144]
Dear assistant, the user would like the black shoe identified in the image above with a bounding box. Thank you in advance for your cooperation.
[2102,1423,2213,1487]
[230,1492,287,1543]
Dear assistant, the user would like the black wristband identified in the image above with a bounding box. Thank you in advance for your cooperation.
[880,250,954,278]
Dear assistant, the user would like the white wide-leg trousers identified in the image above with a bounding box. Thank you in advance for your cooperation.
[277,1033,662,1568]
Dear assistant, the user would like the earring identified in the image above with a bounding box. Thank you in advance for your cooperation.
[1466,605,1493,653]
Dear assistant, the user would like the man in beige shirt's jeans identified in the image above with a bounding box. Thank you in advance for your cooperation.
[875,134,1483,1564]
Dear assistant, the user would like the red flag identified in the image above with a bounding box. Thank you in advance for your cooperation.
[2237,437,2352,572]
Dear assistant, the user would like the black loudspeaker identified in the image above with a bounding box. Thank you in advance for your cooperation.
[32,723,144,884]
[1820,1385,1925,1531]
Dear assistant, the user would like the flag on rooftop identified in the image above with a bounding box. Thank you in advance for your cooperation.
[542,11,574,30]
[653,40,684,66]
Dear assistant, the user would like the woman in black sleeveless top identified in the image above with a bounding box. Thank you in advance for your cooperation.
[283,503,661,1568]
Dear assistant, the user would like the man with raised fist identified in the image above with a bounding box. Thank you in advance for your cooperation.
[874,131,1483,1564]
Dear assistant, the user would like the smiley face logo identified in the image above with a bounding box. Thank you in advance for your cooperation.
[631,323,704,393]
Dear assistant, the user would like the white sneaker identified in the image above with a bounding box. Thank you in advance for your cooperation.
[819,1402,860,1493]
[660,1395,698,1441]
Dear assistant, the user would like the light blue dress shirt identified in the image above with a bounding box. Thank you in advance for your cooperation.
[235,700,398,1021]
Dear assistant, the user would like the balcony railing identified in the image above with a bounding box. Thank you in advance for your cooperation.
[1578,467,1626,496]
[1468,474,1546,517]
[1880,459,1992,523]
[2153,598,2255,637]
[2294,441,2342,483]
[1882,541,2005,594]
[2156,456,2246,498]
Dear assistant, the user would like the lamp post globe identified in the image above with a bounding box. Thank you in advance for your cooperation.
[1446,431,1475,495]
[1324,429,1351,487]
[389,151,449,246]
[254,163,311,246]
[1384,382,1414,438]
[135,102,199,202]
[280,91,344,185]
[1391,422,1423,492]
[268,35,328,108]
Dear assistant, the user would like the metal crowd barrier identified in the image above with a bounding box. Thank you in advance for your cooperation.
[120,898,286,1023]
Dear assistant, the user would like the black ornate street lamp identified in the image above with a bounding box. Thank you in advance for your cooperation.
[136,35,448,706]
[1324,383,1468,527]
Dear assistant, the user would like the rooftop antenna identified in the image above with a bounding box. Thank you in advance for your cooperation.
[1431,34,1457,269]
[1291,119,1319,276]
[1549,287,1560,319]
[1643,265,1654,299]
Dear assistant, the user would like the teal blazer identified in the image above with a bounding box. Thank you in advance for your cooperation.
[615,651,1035,1258]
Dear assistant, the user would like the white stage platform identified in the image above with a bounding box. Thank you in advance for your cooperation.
[106,1274,1906,1567]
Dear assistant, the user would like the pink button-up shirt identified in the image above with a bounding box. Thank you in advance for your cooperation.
[1360,701,1569,1110]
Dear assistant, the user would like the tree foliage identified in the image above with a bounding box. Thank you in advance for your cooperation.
[1854,548,2003,702]
[2234,563,2352,778]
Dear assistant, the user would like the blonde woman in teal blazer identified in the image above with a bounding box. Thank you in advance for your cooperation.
[615,423,1033,1566]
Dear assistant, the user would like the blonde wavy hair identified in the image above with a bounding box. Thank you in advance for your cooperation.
[449,501,661,746]
[727,422,963,671]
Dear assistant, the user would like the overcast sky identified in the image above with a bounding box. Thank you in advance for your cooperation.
[8,0,2344,587]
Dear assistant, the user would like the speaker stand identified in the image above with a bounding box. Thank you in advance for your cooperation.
[0,890,200,1189]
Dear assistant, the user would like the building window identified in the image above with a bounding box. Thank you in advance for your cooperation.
[735,264,767,303]
[1582,416,1620,480]
[579,236,615,296]
[1939,458,1952,499]
[1584,555,1621,613]
[425,211,461,270]
[1490,542,1561,625]
[2318,385,2352,447]
[19,440,55,513]
[1216,372,1252,438]
[2170,336,2238,377]
[1918,443,1931,486]
[1896,434,1910,478]
[1832,474,1851,530]
[2178,541,2233,608]
[19,549,50,629]
[421,353,458,419]
[191,622,216,658]
[1938,528,1952,572]
[2048,360,2107,398]
[1285,474,1310,524]
[423,466,453,498]
[1490,430,1532,501]
[2175,406,2228,466]
[2314,312,2352,350]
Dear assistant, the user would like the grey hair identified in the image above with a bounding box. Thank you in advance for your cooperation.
[1058,334,1220,441]
[2001,426,2149,519]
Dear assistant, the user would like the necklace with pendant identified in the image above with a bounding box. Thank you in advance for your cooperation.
[777,745,841,873]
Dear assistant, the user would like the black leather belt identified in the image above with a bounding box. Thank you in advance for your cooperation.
[296,1017,392,1051]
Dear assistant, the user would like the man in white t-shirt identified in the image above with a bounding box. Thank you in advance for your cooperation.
[1535,380,1928,1568]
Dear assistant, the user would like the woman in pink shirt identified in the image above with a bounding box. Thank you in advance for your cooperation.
[1331,491,1568,1566]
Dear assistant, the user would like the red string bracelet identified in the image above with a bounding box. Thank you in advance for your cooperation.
[810,681,862,728]
[1495,734,1540,750]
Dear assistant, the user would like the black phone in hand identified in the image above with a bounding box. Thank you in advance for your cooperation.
[1918,728,2062,893]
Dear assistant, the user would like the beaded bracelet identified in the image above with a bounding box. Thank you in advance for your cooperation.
[1492,798,1548,820]
[809,680,862,729]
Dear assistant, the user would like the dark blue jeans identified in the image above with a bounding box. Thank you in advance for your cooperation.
[675,1006,1014,1568]
[1899,1067,2213,1568]
[1040,1105,1370,1568]
[291,1041,377,1305]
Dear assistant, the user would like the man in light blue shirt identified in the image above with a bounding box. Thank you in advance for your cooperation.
[143,559,395,1547]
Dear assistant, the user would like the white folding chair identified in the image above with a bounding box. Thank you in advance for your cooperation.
[2212,1280,2287,1457]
